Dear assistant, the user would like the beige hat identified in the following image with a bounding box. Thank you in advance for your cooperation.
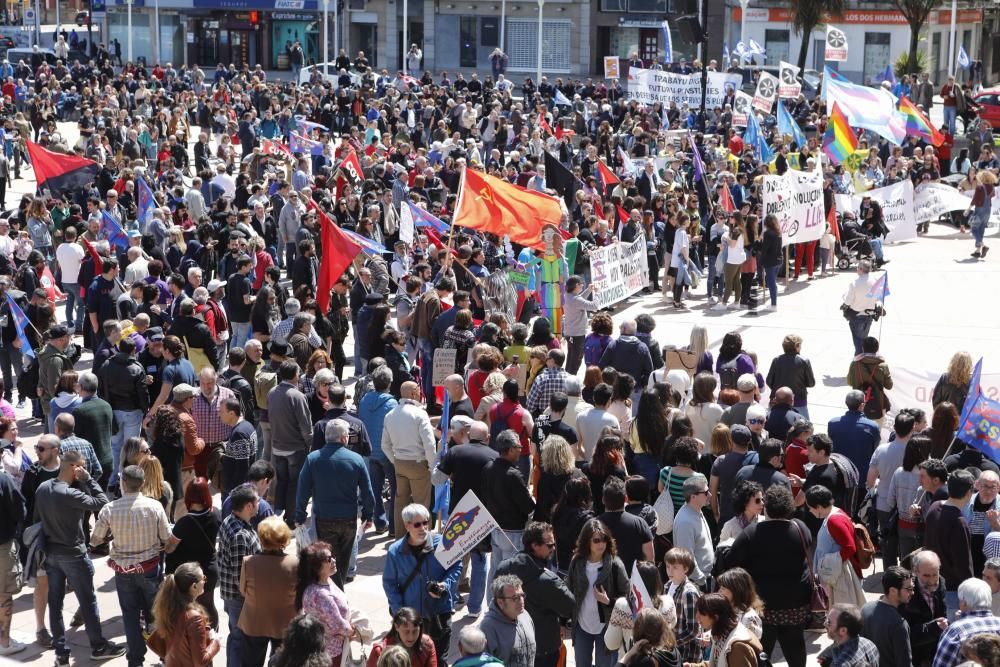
[172,384,196,402]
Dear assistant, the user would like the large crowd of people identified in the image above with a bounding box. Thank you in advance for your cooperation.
[0,42,997,667]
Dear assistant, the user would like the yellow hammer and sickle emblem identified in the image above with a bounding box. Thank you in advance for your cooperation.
[478,187,494,205]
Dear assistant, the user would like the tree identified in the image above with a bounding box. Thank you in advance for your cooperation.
[791,0,845,73]
[894,0,944,75]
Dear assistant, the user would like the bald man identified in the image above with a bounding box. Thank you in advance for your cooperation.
[382,381,438,538]
[765,386,802,441]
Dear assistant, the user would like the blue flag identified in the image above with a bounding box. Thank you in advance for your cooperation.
[958,45,971,69]
[5,294,35,359]
[404,201,450,234]
[294,115,329,134]
[722,41,730,65]
[825,67,849,83]
[777,100,807,150]
[880,64,896,86]
[100,210,129,251]
[744,110,774,163]
[554,89,572,107]
[342,229,388,256]
[136,175,157,234]
[957,359,1000,464]
[433,397,451,513]
[866,272,890,299]
[661,20,673,64]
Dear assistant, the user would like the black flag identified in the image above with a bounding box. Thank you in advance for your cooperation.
[543,151,577,210]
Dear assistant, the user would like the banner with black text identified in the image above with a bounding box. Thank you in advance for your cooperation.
[628,68,743,110]
[589,237,650,309]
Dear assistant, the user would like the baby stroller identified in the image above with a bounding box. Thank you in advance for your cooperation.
[835,214,875,270]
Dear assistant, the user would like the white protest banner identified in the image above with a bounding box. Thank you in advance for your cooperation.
[732,91,752,127]
[628,68,743,110]
[914,182,970,223]
[762,163,825,246]
[885,366,1000,418]
[432,349,458,386]
[962,191,1000,230]
[398,200,415,244]
[778,61,802,98]
[752,72,779,113]
[434,490,500,568]
[604,56,620,80]
[862,180,917,242]
[589,236,649,309]
[825,25,848,62]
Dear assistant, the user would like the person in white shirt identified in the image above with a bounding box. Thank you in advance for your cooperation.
[211,164,237,199]
[55,227,86,331]
[381,381,437,539]
[123,246,149,285]
[0,220,14,261]
[842,259,881,356]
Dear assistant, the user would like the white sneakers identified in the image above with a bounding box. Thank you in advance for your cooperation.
[0,640,26,656]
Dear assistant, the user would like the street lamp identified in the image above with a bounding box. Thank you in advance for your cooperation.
[126,0,132,65]
[536,0,544,84]
[738,0,749,59]
[323,0,329,77]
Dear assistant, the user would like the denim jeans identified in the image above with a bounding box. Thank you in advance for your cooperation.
[0,345,23,402]
[273,450,306,521]
[848,314,874,356]
[944,106,957,134]
[315,516,356,589]
[48,553,106,658]
[285,242,297,273]
[116,566,162,667]
[224,598,245,667]
[62,281,85,329]
[487,529,524,604]
[706,256,723,299]
[877,508,900,569]
[765,265,780,306]
[368,456,396,532]
[870,238,884,261]
[573,625,615,667]
[231,320,252,350]
[112,409,144,487]
[971,214,988,246]
[450,549,488,614]
[418,338,435,404]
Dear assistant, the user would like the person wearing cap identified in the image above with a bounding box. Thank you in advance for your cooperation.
[708,424,759,525]
[719,374,760,428]
[152,382,205,521]
[90,464,176,667]
[38,324,75,426]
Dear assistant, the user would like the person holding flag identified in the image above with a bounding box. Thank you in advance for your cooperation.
[841,259,884,356]
[604,561,677,660]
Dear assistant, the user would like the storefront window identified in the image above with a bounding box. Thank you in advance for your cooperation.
[460,16,477,67]
[506,19,571,72]
[764,28,788,67]
[610,27,640,59]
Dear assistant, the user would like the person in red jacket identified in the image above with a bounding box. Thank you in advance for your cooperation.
[367,608,438,667]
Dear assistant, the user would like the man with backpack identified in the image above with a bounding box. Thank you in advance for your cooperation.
[488,380,534,476]
[848,336,894,427]
[97,336,149,489]
[38,324,75,428]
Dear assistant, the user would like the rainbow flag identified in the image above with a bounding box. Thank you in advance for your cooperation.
[898,95,945,146]
[822,102,858,165]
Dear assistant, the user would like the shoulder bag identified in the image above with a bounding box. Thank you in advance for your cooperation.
[653,469,675,535]
[793,519,829,630]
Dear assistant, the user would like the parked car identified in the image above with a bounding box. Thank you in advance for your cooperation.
[972,89,1000,129]
[2,46,90,66]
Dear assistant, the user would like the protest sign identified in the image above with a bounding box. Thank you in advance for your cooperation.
[837,181,917,242]
[432,349,458,386]
[752,72,779,113]
[914,182,970,223]
[962,190,1000,229]
[732,91,752,127]
[762,164,825,245]
[825,25,848,61]
[435,490,500,568]
[885,365,1000,418]
[778,61,802,98]
[589,236,649,309]
[628,68,743,109]
[604,56,620,79]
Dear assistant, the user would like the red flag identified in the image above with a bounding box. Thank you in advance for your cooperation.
[596,160,621,193]
[80,237,102,268]
[26,140,99,196]
[338,149,364,186]
[719,183,736,213]
[423,227,458,255]
[308,201,363,313]
[537,113,553,137]
[453,168,563,250]
[553,125,575,141]
[617,205,630,226]
[261,138,293,159]
[40,266,66,303]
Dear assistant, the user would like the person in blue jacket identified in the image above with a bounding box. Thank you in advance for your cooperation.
[383,503,462,665]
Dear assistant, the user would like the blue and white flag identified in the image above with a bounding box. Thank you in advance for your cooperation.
[433,397,451,514]
[342,229,388,256]
[958,45,971,69]
[734,41,748,62]
[744,110,774,163]
[136,175,157,234]
[866,271,890,299]
[294,115,329,134]
[100,209,129,251]
[404,201,450,234]
[749,39,766,57]
[661,20,673,64]
[777,100,807,149]
[5,294,35,359]
[722,41,730,65]
[554,89,572,107]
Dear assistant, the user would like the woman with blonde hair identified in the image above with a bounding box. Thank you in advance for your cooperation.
[149,562,220,666]
[933,351,973,409]
[139,456,173,512]
[536,435,579,521]
[239,516,300,667]
[473,371,507,424]
[966,169,997,258]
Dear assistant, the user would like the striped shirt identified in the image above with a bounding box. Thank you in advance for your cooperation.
[90,491,172,568]
[59,436,103,480]
[190,386,235,444]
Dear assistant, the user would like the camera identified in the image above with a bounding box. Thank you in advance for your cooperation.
[426,581,447,597]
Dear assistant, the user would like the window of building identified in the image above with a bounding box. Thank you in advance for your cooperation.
[764,29,788,67]
[460,17,477,67]
[627,0,668,13]
[481,17,499,46]
[812,38,825,71]
[600,0,628,11]
[506,19,572,72]
[863,32,891,85]
[932,32,941,80]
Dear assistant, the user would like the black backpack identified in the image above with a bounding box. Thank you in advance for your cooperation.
[719,357,741,390]
[17,354,39,400]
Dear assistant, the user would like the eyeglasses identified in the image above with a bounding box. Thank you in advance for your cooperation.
[591,536,607,544]
[411,521,430,528]
[34,445,53,452]
[501,593,526,601]
[694,490,711,496]
[748,419,765,425]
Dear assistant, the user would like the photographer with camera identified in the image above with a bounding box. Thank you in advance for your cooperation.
[383,503,462,666]
[841,259,886,356]
[859,194,890,268]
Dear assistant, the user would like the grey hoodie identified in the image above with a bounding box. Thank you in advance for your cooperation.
[478,606,536,667]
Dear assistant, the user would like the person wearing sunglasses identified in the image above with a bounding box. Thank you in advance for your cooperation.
[744,405,768,450]
[480,574,536,667]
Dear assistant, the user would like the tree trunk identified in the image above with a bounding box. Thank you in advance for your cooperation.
[908,21,921,75]
[797,23,813,73]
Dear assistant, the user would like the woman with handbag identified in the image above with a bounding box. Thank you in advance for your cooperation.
[805,486,866,608]
[167,478,221,630]
[239,517,300,667]
[297,542,355,666]
[565,518,629,667]
[727,484,812,667]
[148,562,221,667]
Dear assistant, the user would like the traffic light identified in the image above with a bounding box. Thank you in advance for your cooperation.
[249,10,259,23]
